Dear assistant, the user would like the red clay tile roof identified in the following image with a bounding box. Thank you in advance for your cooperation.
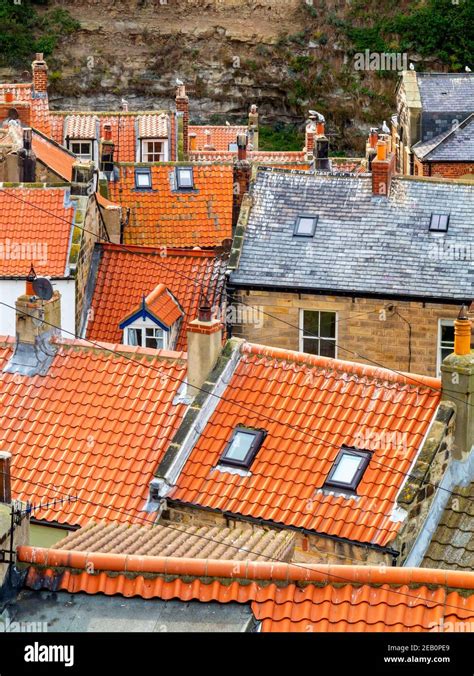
[0,187,74,277]
[49,112,175,163]
[121,284,183,328]
[50,520,295,561]
[31,130,75,181]
[188,149,310,170]
[0,337,187,527]
[18,546,474,632]
[168,342,441,547]
[108,164,233,247]
[0,83,51,135]
[137,114,169,138]
[85,244,227,351]
[64,114,98,139]
[189,125,247,151]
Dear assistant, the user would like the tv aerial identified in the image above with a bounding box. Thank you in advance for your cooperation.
[32,277,54,301]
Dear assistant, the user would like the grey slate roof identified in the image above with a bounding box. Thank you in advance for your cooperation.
[422,481,474,571]
[413,113,474,161]
[229,169,474,301]
[417,73,474,113]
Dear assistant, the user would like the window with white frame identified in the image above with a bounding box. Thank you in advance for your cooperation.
[438,319,455,374]
[69,140,93,161]
[300,310,336,358]
[124,322,167,350]
[141,140,166,162]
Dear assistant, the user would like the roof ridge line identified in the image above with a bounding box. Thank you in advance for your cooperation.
[16,546,472,589]
[54,337,187,361]
[242,342,441,390]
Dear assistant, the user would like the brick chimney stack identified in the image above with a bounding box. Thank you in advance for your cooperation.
[233,133,250,226]
[305,115,316,160]
[0,452,11,504]
[371,140,395,196]
[441,307,474,460]
[175,83,189,157]
[100,123,115,175]
[32,53,48,94]
[186,307,222,398]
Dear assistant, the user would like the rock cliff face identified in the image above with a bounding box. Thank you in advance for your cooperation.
[1,1,420,152]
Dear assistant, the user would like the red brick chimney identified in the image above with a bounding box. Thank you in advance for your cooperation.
[32,53,48,94]
[305,118,316,159]
[233,133,250,226]
[0,452,11,504]
[175,84,189,156]
[372,140,395,196]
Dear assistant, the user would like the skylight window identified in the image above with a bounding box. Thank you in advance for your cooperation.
[220,427,266,469]
[176,166,194,189]
[228,142,238,151]
[135,168,152,189]
[324,447,371,492]
[429,214,449,233]
[294,215,318,237]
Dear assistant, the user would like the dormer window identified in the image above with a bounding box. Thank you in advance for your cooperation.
[324,447,371,493]
[429,214,449,233]
[70,140,93,161]
[294,215,318,237]
[135,168,152,189]
[176,166,194,189]
[141,140,166,162]
[220,427,266,469]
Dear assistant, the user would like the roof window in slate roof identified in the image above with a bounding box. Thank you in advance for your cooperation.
[294,215,318,237]
[324,447,371,493]
[429,214,450,233]
[176,166,194,190]
[135,168,152,189]
[220,427,266,469]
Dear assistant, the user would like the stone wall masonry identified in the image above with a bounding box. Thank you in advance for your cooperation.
[394,402,456,565]
[232,289,464,377]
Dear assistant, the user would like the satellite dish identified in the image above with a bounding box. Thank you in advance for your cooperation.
[32,277,53,301]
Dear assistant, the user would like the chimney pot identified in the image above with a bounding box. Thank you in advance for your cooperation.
[198,305,212,322]
[237,132,248,160]
[5,90,14,103]
[376,140,387,161]
[0,452,12,504]
[454,307,472,356]
[103,123,112,141]
[316,121,325,136]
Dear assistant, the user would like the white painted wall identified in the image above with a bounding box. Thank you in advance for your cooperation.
[0,279,76,338]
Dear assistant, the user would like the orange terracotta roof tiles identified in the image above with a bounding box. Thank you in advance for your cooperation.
[32,130,75,181]
[137,113,169,138]
[18,545,474,632]
[85,243,227,351]
[109,164,233,247]
[0,337,187,527]
[49,112,176,163]
[64,114,99,139]
[0,187,75,277]
[0,83,51,136]
[189,125,248,151]
[51,520,295,561]
[167,342,441,547]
